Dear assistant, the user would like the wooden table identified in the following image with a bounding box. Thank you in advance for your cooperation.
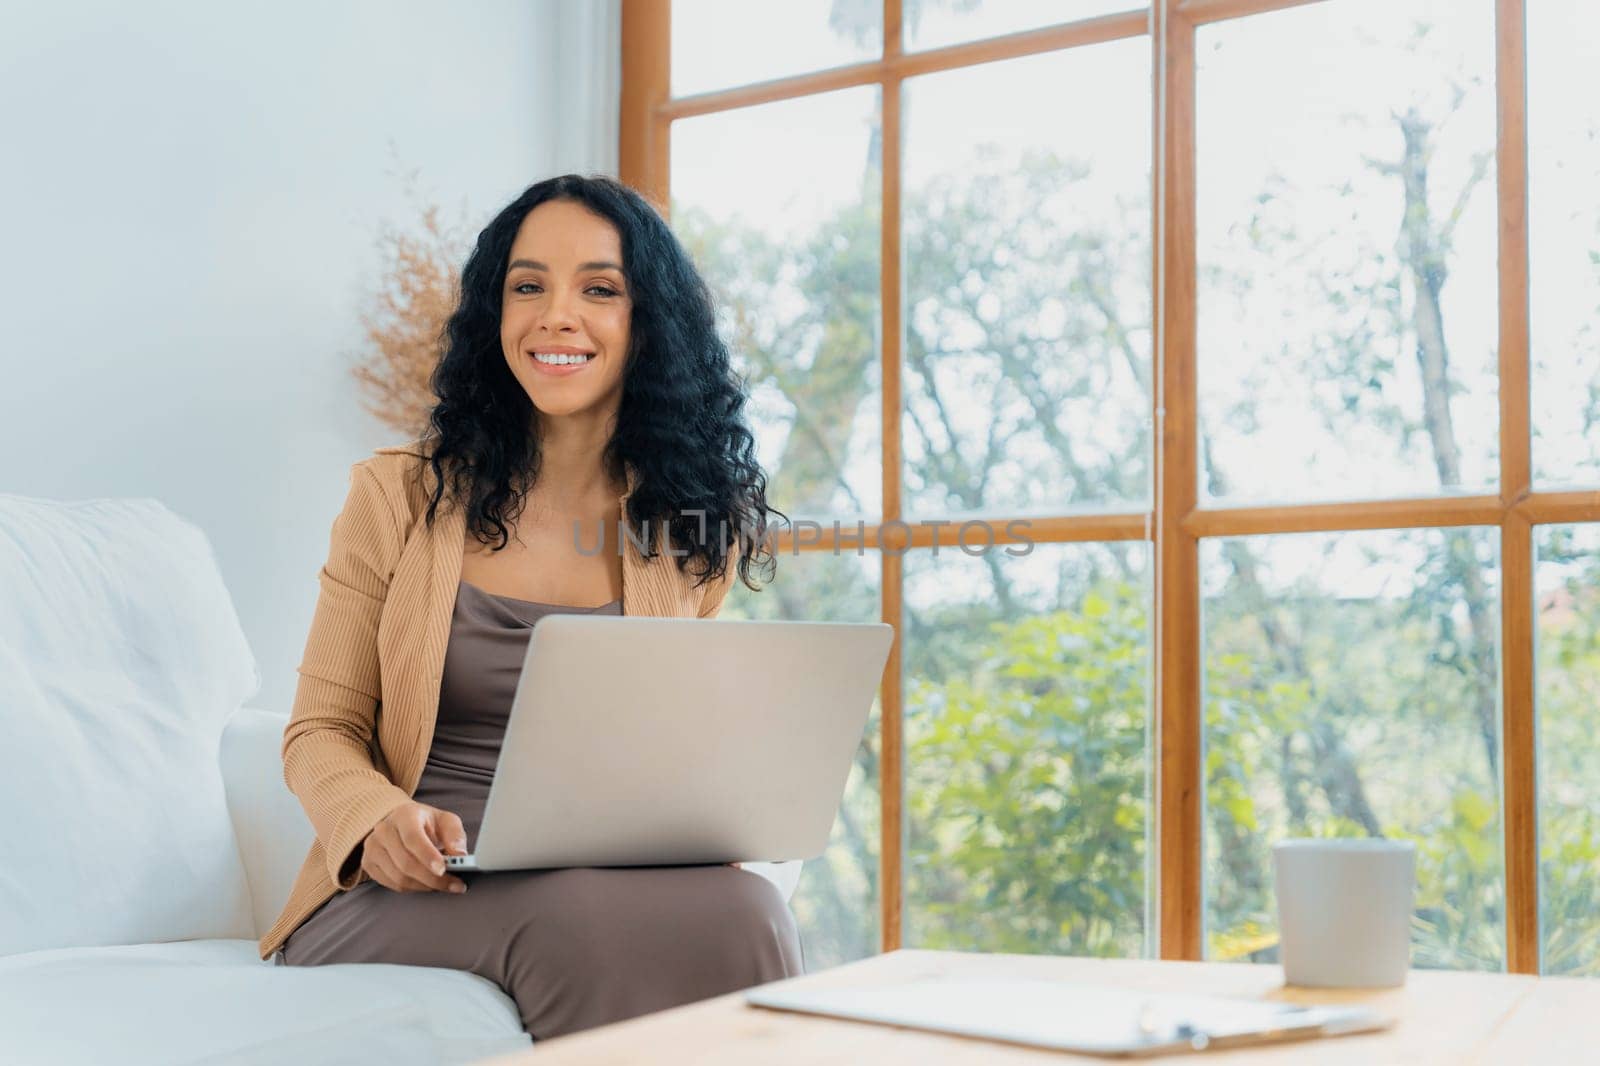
[480,949,1600,1064]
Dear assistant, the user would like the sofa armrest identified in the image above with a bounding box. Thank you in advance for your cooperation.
[220,706,315,940]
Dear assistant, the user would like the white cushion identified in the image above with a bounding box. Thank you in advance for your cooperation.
[0,939,529,1066]
[220,706,318,938]
[0,495,259,955]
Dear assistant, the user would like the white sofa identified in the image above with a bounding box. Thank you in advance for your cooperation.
[0,491,799,1065]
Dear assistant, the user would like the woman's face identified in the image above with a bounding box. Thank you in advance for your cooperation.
[500,199,633,421]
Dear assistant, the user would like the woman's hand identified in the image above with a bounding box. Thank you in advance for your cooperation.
[358,801,470,894]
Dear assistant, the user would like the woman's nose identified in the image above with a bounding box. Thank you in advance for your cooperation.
[539,286,580,332]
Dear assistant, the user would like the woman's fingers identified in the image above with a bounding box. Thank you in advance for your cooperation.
[354,803,470,893]
[361,843,405,892]
[432,809,469,856]
[395,812,447,876]
[394,812,467,892]
[368,836,447,893]
[424,809,470,892]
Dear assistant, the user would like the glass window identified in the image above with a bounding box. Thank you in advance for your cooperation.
[904,541,1151,956]
[904,0,1142,53]
[1202,528,1504,971]
[723,549,882,968]
[1528,2,1600,489]
[672,0,880,97]
[672,86,883,523]
[1196,0,1498,505]
[1535,523,1600,976]
[902,39,1152,519]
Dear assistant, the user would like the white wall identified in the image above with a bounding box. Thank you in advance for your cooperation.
[0,0,620,716]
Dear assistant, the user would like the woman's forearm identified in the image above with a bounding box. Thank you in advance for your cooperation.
[282,673,412,888]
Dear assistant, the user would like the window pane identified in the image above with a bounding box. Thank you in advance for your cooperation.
[1536,524,1600,976]
[904,0,1141,53]
[1197,1,1498,505]
[903,40,1152,519]
[672,87,882,523]
[723,549,881,969]
[1529,4,1600,489]
[904,541,1151,956]
[671,0,880,97]
[1202,529,1504,971]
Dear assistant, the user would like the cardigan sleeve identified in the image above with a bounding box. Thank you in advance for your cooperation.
[281,461,414,889]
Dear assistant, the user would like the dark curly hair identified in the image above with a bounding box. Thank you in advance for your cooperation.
[413,173,777,592]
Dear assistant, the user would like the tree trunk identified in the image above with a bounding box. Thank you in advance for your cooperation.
[1394,107,1500,780]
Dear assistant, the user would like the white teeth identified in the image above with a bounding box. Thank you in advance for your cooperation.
[532,352,594,366]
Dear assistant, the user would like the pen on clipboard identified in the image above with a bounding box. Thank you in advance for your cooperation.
[1134,999,1214,1050]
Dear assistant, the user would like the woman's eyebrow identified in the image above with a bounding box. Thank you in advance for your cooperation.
[507,258,624,273]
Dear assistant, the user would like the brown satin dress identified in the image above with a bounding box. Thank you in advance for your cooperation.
[276,578,804,1039]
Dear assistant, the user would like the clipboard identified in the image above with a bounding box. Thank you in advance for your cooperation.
[745,977,1392,1057]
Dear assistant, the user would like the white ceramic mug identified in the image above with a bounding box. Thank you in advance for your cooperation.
[1273,838,1415,988]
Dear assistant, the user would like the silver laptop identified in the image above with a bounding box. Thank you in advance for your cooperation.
[443,615,892,872]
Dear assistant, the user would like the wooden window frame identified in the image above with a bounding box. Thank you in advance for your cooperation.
[621,0,1600,973]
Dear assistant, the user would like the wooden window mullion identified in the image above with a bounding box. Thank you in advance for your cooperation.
[1155,0,1203,961]
[1495,0,1536,976]
[619,0,670,210]
[879,0,906,955]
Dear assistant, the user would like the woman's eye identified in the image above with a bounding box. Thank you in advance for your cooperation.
[511,282,617,296]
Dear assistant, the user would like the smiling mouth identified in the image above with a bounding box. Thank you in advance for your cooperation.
[530,351,595,366]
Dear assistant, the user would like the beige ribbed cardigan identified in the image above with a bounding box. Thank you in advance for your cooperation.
[257,442,735,960]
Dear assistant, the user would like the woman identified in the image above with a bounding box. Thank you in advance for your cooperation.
[258,174,801,1039]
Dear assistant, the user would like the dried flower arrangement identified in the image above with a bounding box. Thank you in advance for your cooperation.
[350,200,470,438]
